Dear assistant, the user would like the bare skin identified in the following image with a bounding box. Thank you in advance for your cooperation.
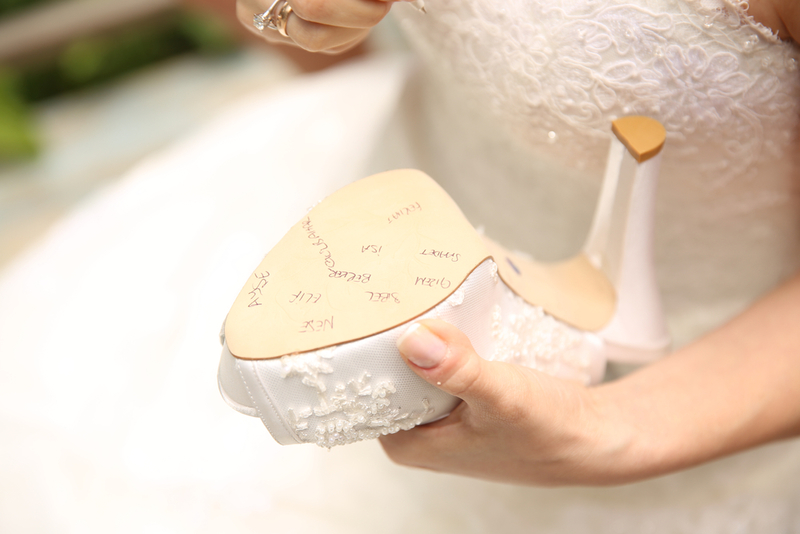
[235,0,399,53]
[236,0,800,484]
[380,273,800,485]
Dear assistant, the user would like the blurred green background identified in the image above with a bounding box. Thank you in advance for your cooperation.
[0,0,308,270]
[0,0,236,161]
[0,0,385,270]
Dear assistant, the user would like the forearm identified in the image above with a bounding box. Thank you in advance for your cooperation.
[380,272,800,486]
[592,271,800,482]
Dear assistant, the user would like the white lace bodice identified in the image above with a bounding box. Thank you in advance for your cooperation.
[392,0,800,345]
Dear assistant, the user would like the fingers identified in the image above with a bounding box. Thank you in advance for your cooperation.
[395,320,530,412]
[236,0,391,53]
[379,403,469,471]
[285,16,370,52]
[383,320,616,484]
[291,0,392,29]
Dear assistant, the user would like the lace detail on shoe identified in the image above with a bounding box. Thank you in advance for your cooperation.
[490,292,592,384]
[280,349,434,448]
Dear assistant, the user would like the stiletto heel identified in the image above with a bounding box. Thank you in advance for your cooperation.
[584,116,670,363]
[218,116,668,447]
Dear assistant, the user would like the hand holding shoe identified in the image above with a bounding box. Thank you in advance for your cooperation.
[379,319,630,486]
[381,273,800,486]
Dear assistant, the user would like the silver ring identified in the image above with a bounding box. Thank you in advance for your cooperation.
[253,0,291,35]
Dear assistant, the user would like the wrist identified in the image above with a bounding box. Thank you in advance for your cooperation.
[585,372,693,485]
[581,383,653,485]
[527,376,640,486]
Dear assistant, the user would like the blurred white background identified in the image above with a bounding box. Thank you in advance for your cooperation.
[0,0,398,269]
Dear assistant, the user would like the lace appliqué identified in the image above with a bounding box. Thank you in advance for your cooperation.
[713,0,780,42]
[280,349,434,448]
[490,294,592,384]
[398,0,800,189]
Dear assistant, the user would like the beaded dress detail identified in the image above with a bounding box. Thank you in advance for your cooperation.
[394,0,800,345]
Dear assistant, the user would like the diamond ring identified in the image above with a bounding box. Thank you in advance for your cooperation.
[253,0,292,37]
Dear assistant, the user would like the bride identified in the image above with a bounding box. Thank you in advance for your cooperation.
[2,0,799,531]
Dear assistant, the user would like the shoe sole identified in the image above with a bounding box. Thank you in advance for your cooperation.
[219,169,611,447]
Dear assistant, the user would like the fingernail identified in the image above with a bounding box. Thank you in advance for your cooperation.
[396,323,448,369]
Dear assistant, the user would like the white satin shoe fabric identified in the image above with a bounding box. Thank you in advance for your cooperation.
[218,257,607,447]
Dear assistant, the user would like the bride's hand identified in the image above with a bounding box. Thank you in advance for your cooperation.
[378,319,632,486]
[380,274,800,485]
[235,0,396,53]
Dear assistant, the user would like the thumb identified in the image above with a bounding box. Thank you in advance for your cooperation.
[396,319,518,407]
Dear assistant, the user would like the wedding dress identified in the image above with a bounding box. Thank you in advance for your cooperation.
[390,0,800,347]
[1,0,800,532]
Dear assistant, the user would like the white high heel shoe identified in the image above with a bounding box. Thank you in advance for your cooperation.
[218,116,669,448]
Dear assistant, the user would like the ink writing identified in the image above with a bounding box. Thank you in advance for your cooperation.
[302,216,336,269]
[387,202,421,224]
[248,271,270,307]
[299,316,334,333]
[506,257,521,275]
[415,276,452,289]
[420,249,460,262]
[289,291,322,304]
[366,291,400,303]
[328,270,372,283]
[361,245,382,255]
[303,216,372,283]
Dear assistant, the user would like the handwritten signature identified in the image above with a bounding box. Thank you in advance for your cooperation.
[248,271,270,307]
